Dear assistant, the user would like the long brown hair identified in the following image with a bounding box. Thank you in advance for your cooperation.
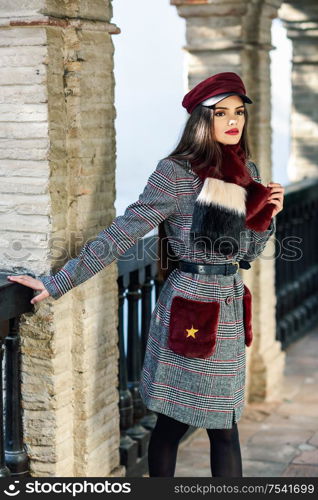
[157,102,251,283]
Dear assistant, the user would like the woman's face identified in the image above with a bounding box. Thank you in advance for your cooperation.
[212,95,246,145]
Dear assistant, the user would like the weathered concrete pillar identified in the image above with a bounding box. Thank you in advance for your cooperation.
[279,1,318,181]
[0,1,123,476]
[171,0,286,404]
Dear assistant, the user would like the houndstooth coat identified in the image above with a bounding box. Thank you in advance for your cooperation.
[39,158,276,429]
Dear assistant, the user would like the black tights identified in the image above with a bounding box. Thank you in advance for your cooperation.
[148,412,243,477]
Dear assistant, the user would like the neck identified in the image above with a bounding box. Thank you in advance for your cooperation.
[219,141,242,152]
[214,140,249,183]
[220,141,246,163]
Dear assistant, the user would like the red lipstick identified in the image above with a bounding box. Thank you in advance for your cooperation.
[225,128,239,135]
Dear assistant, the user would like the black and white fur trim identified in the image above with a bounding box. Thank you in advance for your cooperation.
[190,178,247,255]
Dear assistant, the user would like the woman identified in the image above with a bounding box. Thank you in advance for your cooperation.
[7,72,284,477]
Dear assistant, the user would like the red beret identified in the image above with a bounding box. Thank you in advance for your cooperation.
[182,72,252,114]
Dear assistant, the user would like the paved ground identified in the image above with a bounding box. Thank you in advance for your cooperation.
[173,327,318,477]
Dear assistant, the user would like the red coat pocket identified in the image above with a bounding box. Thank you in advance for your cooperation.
[168,296,220,359]
[243,284,253,346]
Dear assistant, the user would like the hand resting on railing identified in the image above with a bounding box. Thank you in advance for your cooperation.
[6,275,50,304]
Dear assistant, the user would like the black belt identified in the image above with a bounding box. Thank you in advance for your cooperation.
[178,259,251,276]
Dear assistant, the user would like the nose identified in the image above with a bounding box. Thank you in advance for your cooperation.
[228,119,237,126]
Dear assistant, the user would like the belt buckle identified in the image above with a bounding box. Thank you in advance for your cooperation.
[232,261,239,273]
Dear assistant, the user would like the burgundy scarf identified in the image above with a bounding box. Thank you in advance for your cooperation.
[190,142,275,255]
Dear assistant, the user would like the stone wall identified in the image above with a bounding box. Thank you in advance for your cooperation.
[0,0,124,477]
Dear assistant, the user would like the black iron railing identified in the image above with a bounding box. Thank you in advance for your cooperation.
[275,177,318,349]
[0,274,32,477]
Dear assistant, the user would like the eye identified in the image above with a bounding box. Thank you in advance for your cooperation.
[214,109,245,117]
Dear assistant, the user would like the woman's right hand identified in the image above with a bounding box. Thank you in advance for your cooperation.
[7,275,50,304]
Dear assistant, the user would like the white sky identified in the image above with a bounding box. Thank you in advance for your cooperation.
[271,18,292,185]
[113,3,292,215]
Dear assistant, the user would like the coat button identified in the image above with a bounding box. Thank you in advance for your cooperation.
[225,296,233,305]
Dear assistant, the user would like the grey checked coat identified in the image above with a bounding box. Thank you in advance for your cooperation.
[39,158,276,429]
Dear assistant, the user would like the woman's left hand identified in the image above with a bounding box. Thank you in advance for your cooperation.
[267,182,284,217]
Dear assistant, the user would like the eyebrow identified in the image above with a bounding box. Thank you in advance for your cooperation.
[214,105,245,110]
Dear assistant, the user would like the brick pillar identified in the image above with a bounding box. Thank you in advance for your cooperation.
[171,0,286,403]
[0,1,124,476]
[279,1,318,181]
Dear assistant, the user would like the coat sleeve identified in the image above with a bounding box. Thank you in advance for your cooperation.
[241,161,276,262]
[37,158,178,300]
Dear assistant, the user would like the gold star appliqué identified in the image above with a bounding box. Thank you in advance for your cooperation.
[186,325,199,339]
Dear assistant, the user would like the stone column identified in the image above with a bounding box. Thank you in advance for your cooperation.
[171,0,286,403]
[0,1,123,476]
[279,1,318,181]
